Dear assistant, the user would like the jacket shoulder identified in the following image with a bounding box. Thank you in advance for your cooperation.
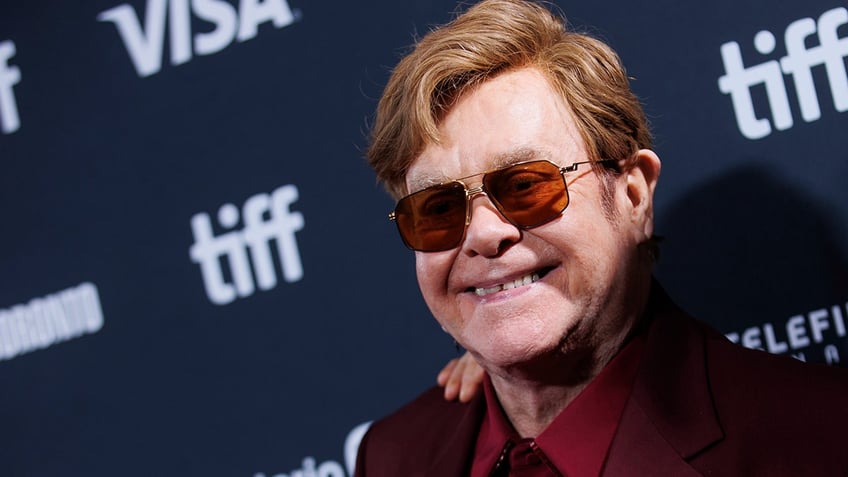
[635,285,848,475]
[368,385,474,445]
[355,386,483,476]
[698,326,848,473]
[703,327,848,409]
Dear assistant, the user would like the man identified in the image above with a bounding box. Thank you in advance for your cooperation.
[355,0,848,475]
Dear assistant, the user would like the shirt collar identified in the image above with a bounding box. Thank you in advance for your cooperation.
[470,375,518,476]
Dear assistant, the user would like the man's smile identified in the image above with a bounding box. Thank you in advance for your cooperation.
[469,266,555,297]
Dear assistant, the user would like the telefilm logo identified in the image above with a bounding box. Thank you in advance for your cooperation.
[718,6,848,140]
[0,39,22,134]
[726,300,847,364]
[189,184,305,305]
[98,0,300,77]
[254,422,370,477]
[0,283,104,361]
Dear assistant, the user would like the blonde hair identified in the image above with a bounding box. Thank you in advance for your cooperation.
[367,0,652,200]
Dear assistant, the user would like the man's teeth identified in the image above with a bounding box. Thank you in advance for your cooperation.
[475,273,540,297]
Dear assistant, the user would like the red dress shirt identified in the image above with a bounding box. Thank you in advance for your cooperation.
[470,335,645,477]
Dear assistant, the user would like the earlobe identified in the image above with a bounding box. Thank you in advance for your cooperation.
[625,149,662,237]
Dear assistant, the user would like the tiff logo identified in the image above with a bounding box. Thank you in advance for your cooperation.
[0,40,22,134]
[189,185,305,306]
[98,0,299,77]
[718,7,848,140]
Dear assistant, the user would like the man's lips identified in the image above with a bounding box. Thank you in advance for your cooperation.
[467,266,555,297]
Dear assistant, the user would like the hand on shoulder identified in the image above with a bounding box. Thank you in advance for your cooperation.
[437,351,485,403]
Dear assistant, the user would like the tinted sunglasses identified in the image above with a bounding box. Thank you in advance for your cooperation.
[389,159,607,252]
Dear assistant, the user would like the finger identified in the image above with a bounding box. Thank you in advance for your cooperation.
[437,358,459,387]
[443,356,468,400]
[444,377,461,401]
[458,358,485,403]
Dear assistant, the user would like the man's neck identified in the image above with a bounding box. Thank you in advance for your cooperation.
[486,316,639,438]
[489,375,588,437]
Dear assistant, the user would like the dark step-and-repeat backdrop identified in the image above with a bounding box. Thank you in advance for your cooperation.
[2,1,846,475]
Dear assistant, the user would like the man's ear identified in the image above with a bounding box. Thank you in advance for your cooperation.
[625,149,661,239]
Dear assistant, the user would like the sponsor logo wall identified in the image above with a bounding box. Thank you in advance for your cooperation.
[1,0,845,474]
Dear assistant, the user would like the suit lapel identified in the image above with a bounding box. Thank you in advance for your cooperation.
[603,399,704,476]
[604,283,724,476]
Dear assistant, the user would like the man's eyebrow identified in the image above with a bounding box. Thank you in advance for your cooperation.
[407,147,549,192]
[407,173,449,193]
[491,147,545,168]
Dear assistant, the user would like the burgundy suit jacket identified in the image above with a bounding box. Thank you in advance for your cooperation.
[355,284,848,476]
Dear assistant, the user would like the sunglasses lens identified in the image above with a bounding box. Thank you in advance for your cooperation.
[394,182,467,252]
[485,161,568,227]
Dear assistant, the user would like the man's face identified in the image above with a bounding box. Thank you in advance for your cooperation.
[406,67,653,375]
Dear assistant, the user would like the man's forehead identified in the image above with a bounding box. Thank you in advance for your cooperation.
[406,146,553,192]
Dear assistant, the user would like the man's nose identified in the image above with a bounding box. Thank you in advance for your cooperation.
[460,192,521,257]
